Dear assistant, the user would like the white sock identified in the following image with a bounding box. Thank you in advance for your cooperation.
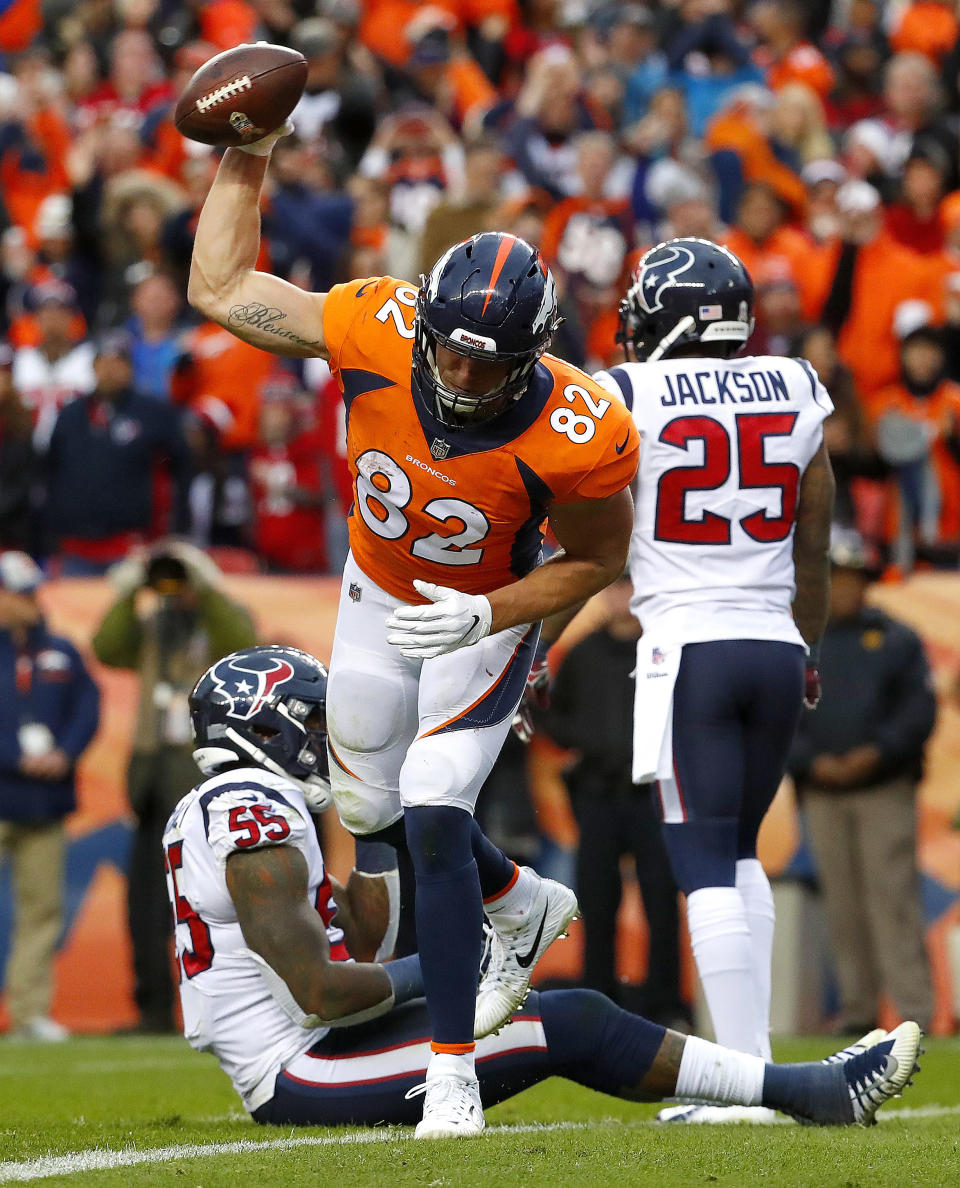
[736,858,775,1061]
[687,886,760,1055]
[674,1034,765,1106]
[484,865,539,924]
[428,1051,476,1080]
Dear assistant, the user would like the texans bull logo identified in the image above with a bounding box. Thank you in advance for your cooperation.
[633,243,699,315]
[209,655,295,720]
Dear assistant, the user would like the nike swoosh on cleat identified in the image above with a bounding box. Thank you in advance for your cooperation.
[515,908,548,968]
[615,432,630,455]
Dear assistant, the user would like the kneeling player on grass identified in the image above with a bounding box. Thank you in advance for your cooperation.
[164,645,922,1134]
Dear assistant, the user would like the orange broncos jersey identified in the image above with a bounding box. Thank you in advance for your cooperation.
[322,276,639,603]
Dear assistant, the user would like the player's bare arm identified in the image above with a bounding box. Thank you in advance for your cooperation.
[792,440,835,644]
[187,149,328,358]
[486,487,635,633]
[329,870,393,964]
[226,843,392,1021]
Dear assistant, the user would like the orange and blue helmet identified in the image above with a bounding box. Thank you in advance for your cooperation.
[413,231,561,428]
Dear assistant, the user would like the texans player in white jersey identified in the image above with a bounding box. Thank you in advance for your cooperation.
[162,643,920,1131]
[594,239,836,1123]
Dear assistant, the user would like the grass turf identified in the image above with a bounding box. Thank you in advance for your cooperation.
[0,1034,957,1186]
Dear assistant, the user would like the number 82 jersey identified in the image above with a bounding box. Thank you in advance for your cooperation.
[322,277,639,602]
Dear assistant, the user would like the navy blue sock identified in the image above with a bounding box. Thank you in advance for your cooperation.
[405,805,483,1047]
[471,819,516,899]
[762,1062,850,1124]
[539,989,666,1095]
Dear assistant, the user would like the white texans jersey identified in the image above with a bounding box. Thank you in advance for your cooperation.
[162,767,349,1113]
[595,355,832,646]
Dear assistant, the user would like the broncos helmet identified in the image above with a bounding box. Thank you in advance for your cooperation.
[189,645,331,813]
[617,237,754,363]
[413,232,562,428]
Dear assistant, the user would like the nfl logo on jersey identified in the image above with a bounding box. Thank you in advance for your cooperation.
[348,582,362,603]
[652,647,665,665]
[430,437,451,460]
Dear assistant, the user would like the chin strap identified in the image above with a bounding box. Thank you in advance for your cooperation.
[648,315,697,362]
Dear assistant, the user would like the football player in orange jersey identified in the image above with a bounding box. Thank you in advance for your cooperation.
[188,122,639,1139]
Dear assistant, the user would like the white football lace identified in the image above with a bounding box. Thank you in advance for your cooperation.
[405,1077,478,1121]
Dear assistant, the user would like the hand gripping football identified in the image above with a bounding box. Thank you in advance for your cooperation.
[174,43,307,148]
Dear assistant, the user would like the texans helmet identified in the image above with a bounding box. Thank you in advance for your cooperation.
[413,231,562,428]
[189,645,331,812]
[617,237,754,362]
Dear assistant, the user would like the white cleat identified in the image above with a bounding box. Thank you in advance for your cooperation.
[822,1028,887,1065]
[407,1071,485,1139]
[843,1021,922,1126]
[656,1104,779,1124]
[474,869,579,1039]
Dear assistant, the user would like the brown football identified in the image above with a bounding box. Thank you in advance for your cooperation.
[174,43,307,148]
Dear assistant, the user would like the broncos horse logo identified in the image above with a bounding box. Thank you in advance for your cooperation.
[633,243,700,315]
[209,655,295,720]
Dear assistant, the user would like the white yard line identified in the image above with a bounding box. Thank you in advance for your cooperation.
[0,1122,589,1183]
[2,1107,957,1182]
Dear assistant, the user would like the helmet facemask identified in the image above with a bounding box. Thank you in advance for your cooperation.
[414,306,546,428]
[191,689,332,813]
[412,235,562,431]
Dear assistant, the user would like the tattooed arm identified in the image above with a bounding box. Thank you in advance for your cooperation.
[187,149,328,358]
[226,844,393,1023]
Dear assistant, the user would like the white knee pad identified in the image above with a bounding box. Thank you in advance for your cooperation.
[399,733,489,815]
[327,668,409,754]
[329,772,402,836]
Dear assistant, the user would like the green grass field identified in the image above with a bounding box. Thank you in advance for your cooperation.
[0,1034,957,1187]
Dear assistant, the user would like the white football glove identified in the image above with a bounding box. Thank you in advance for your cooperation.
[385,580,493,659]
[236,117,295,156]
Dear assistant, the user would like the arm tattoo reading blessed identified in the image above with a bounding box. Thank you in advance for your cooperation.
[227,302,322,350]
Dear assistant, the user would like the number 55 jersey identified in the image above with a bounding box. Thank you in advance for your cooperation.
[162,769,349,1113]
[321,277,639,603]
[595,355,833,647]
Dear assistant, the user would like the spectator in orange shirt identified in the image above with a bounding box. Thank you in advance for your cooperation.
[889,0,959,67]
[399,19,498,133]
[0,50,72,247]
[818,179,943,401]
[174,321,274,456]
[751,0,835,103]
[872,314,960,567]
[721,182,820,318]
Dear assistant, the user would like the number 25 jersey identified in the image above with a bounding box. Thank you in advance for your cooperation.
[595,355,833,646]
[321,277,639,602]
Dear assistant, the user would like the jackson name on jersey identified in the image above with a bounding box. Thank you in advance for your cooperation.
[162,768,349,1113]
[321,277,639,603]
[594,354,833,646]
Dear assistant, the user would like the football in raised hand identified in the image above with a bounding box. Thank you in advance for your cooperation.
[174,43,307,148]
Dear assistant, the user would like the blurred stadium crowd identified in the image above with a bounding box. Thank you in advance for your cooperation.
[0,0,960,575]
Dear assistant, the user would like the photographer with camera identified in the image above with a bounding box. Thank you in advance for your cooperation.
[92,540,256,1033]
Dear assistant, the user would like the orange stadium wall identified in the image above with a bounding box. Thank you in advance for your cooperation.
[0,573,958,1035]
